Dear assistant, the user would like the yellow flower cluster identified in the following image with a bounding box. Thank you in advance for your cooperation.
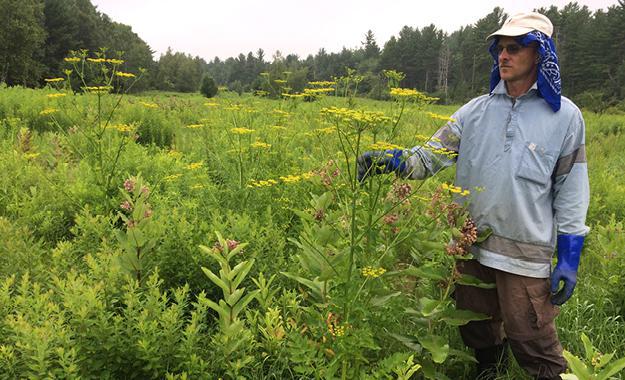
[107,59,124,65]
[204,102,219,107]
[24,153,40,160]
[314,127,335,135]
[167,150,182,159]
[274,79,287,84]
[224,105,242,111]
[426,112,456,123]
[303,88,334,95]
[231,127,255,135]
[163,174,182,182]
[361,266,387,279]
[308,81,336,87]
[390,88,439,103]
[140,102,159,108]
[251,141,271,149]
[271,125,287,131]
[44,78,64,83]
[191,184,206,190]
[368,141,403,151]
[280,172,314,183]
[424,145,458,158]
[40,108,58,115]
[87,58,106,63]
[282,93,305,99]
[47,93,66,99]
[115,71,135,78]
[186,124,204,129]
[272,109,290,117]
[108,124,134,133]
[186,162,203,170]
[441,183,470,196]
[320,107,391,126]
[83,86,112,93]
[63,57,81,63]
[248,179,278,188]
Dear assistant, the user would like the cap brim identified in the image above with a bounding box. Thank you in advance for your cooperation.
[486,26,534,40]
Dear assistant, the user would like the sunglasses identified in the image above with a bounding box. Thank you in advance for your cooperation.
[494,43,526,55]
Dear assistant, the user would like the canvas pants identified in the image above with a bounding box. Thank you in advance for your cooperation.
[455,259,567,379]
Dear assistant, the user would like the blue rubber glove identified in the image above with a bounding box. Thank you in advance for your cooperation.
[550,234,585,306]
[357,149,406,182]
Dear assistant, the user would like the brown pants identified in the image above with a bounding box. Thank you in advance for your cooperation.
[455,260,567,378]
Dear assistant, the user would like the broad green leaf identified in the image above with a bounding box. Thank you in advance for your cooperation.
[448,348,478,363]
[204,298,228,320]
[198,245,228,267]
[440,308,491,326]
[388,333,421,352]
[560,374,579,380]
[419,297,447,317]
[476,227,493,243]
[418,335,449,364]
[563,350,593,380]
[597,356,625,380]
[370,291,402,307]
[281,272,325,301]
[456,274,496,289]
[403,265,447,281]
[226,242,249,261]
[201,267,230,294]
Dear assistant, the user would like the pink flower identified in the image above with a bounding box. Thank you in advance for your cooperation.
[120,201,132,211]
[124,179,135,192]
[143,209,153,218]
[140,186,149,196]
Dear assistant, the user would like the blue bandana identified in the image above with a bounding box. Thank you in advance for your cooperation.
[489,31,561,112]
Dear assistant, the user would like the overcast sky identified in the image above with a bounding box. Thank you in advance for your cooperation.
[91,0,620,61]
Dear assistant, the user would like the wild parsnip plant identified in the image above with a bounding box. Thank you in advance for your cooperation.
[0,66,624,379]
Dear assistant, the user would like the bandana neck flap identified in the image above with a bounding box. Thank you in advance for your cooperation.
[489,31,561,112]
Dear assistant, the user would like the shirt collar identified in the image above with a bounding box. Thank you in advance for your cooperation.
[491,80,539,97]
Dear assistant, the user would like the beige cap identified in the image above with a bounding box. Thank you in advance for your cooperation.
[487,12,553,39]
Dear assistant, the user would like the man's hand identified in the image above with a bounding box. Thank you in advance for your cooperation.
[550,234,585,305]
[357,149,406,182]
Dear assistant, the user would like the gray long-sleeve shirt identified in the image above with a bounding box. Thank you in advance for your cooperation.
[405,80,589,278]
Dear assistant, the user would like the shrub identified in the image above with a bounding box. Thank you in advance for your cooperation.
[199,75,218,98]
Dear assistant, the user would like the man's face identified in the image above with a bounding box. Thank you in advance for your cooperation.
[497,36,539,84]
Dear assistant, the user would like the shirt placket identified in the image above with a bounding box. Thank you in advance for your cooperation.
[505,98,519,152]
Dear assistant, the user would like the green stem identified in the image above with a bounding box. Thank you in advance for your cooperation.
[344,130,362,320]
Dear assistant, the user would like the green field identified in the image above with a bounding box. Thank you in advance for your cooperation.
[0,79,624,379]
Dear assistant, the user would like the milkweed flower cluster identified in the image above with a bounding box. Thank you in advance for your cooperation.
[213,238,240,253]
[446,218,478,256]
[361,266,387,279]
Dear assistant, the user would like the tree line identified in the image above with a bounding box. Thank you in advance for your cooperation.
[1,0,624,105]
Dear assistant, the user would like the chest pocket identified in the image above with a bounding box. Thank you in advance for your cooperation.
[516,141,557,186]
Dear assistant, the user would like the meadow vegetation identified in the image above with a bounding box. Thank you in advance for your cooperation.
[0,57,623,379]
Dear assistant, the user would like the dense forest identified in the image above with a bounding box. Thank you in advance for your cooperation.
[1,0,624,106]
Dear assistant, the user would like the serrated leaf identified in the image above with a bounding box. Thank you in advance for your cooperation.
[418,335,449,364]
[456,274,496,289]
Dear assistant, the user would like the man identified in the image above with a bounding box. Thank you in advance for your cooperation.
[358,12,589,380]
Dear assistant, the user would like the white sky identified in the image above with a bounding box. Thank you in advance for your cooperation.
[91,0,620,61]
